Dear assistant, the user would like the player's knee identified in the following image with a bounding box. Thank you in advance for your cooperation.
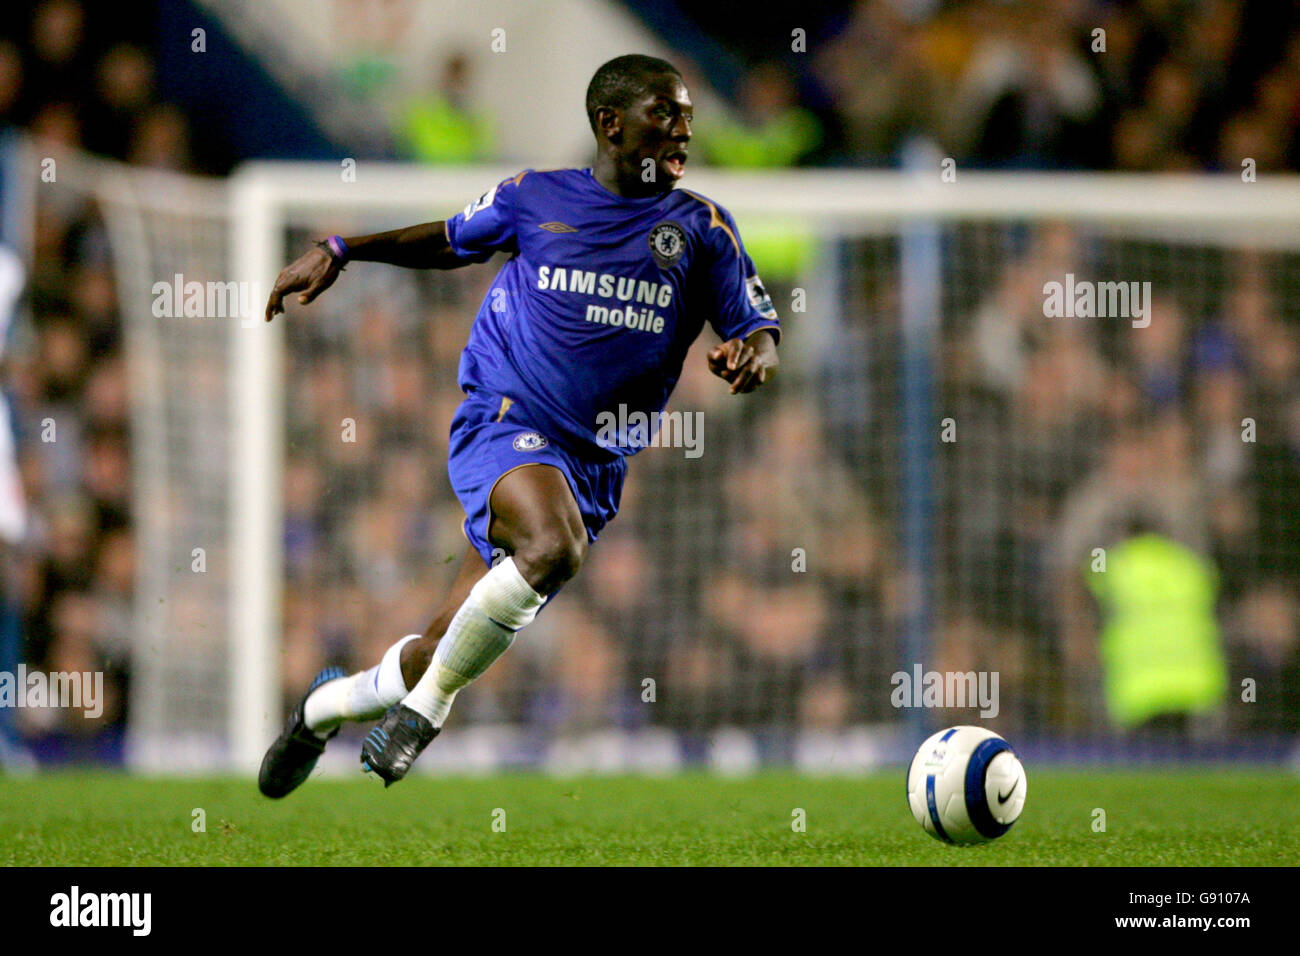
[516,527,586,592]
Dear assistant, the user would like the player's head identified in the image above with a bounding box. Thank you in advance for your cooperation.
[586,54,691,194]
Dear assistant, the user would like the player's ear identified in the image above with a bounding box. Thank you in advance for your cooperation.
[595,106,622,142]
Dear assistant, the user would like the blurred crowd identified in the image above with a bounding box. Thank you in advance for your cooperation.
[2,0,1300,762]
[0,0,171,757]
[10,0,1299,175]
[1,172,131,756]
[691,0,1300,172]
[930,227,1300,735]
[1,0,214,173]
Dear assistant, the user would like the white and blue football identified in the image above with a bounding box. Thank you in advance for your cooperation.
[907,726,1027,845]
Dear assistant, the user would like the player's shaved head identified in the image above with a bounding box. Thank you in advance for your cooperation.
[586,54,683,135]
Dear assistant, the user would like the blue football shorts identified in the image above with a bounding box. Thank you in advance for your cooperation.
[447,388,627,570]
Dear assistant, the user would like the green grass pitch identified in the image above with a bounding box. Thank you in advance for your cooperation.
[2,770,1296,866]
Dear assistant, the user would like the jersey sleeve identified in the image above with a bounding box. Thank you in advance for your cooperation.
[443,172,527,263]
[702,206,781,345]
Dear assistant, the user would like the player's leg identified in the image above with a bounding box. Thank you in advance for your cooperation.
[302,542,489,733]
[257,542,486,798]
[361,463,585,784]
[398,461,585,720]
[487,461,589,593]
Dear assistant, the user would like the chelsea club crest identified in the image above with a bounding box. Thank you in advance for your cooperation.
[513,432,548,452]
[648,222,687,269]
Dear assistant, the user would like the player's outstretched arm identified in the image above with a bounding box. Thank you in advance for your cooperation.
[707,327,779,395]
[335,220,468,270]
[264,221,465,322]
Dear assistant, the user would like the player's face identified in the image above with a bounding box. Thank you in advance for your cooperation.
[624,76,692,188]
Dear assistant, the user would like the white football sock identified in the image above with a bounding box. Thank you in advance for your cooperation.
[304,633,420,734]
[402,557,545,727]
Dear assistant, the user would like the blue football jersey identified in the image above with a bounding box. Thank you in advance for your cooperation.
[444,167,780,458]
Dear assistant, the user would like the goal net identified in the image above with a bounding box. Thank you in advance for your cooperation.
[30,145,1300,771]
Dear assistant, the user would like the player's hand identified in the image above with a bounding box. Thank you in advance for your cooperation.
[264,247,342,322]
[707,330,779,394]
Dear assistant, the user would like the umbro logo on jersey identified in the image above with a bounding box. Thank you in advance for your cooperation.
[539,222,578,233]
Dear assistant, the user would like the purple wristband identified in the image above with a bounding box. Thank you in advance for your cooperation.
[325,235,349,263]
